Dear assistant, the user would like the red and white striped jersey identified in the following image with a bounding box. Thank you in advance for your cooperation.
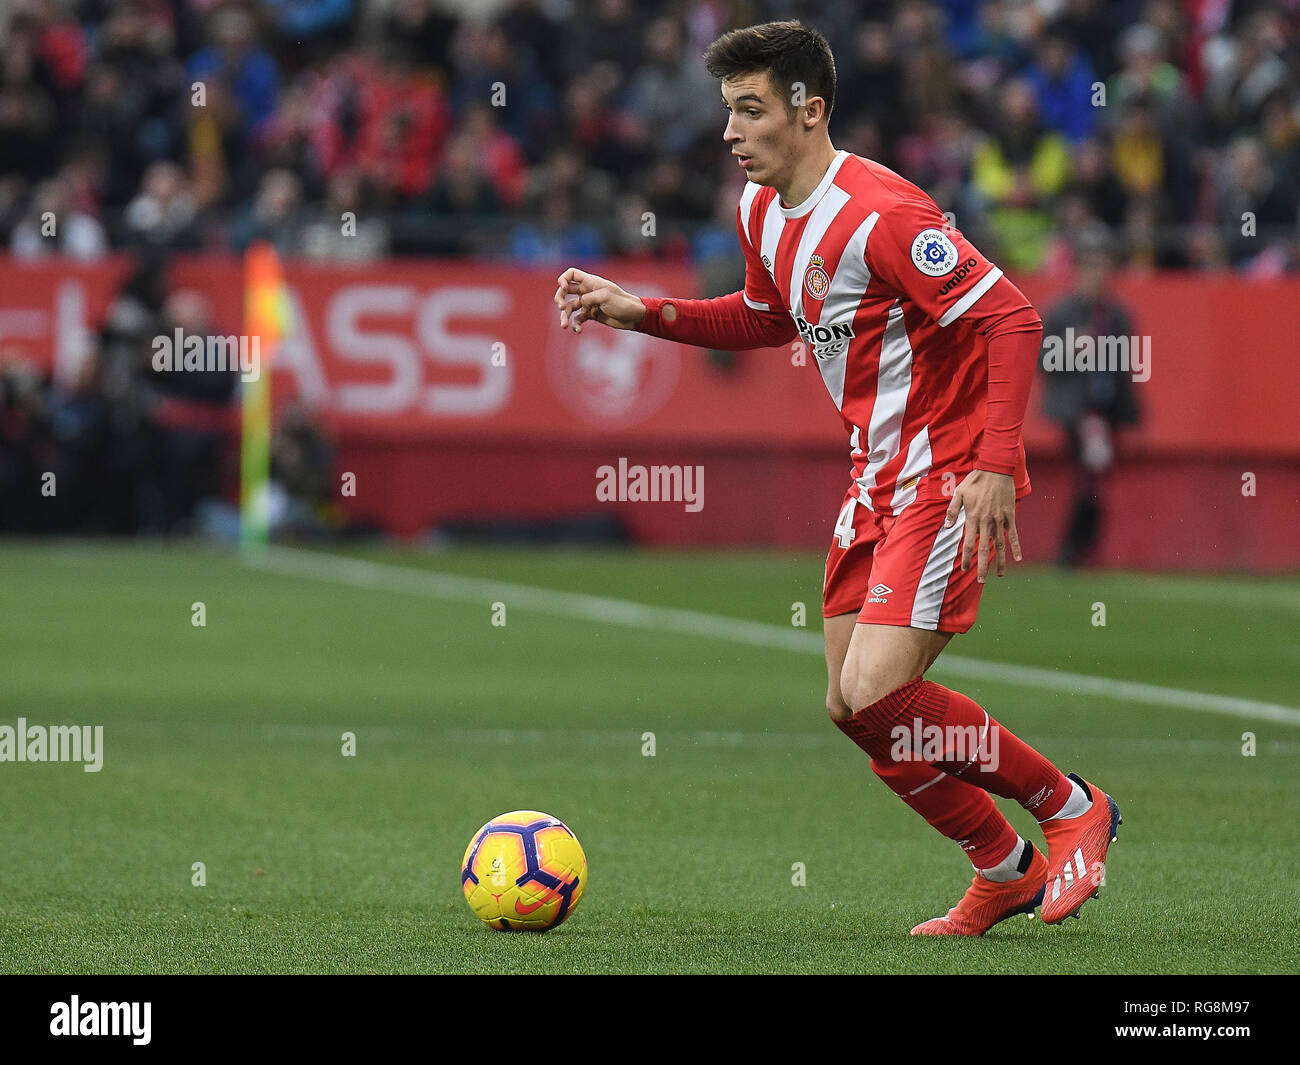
[737,150,1031,515]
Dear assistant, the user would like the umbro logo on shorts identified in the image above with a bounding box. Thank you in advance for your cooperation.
[868,583,893,604]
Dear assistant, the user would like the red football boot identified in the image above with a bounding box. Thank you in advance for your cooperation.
[1041,774,1122,924]
[911,845,1049,936]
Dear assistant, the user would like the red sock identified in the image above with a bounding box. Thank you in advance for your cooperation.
[836,716,1019,869]
[847,678,1071,820]
[873,755,1019,869]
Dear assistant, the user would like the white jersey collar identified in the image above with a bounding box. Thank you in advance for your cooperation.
[778,150,849,219]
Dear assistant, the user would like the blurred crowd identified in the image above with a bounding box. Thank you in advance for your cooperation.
[0,0,1296,274]
[1,0,1296,539]
[0,252,337,536]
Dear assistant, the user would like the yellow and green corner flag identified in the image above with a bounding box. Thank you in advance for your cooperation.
[240,241,292,554]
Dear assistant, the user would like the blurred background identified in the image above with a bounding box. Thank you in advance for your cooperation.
[0,0,1297,569]
[1,0,1297,979]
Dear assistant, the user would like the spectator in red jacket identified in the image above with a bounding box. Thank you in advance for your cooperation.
[355,50,449,203]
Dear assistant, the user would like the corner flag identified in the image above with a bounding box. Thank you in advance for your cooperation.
[240,241,292,553]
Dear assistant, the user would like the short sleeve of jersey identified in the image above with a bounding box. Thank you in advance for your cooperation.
[736,202,784,314]
[865,193,1005,327]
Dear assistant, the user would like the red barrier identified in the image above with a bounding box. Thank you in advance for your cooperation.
[1,255,1296,568]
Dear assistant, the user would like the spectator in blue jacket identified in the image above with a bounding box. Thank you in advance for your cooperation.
[1024,25,1100,144]
[185,7,280,140]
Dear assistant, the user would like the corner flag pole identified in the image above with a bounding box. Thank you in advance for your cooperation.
[240,241,291,555]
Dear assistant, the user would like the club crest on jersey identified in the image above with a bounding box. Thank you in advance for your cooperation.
[803,254,831,300]
[910,228,959,276]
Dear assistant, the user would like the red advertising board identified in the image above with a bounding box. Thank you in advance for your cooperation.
[0,258,1289,457]
[2,254,1296,456]
[2,255,1297,567]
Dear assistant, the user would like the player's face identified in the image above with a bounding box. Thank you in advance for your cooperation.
[721,72,800,190]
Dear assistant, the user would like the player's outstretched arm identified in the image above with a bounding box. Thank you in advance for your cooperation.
[554,267,797,352]
[554,268,647,333]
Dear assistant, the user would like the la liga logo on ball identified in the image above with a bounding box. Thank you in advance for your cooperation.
[803,254,831,300]
[910,228,959,276]
[461,811,586,931]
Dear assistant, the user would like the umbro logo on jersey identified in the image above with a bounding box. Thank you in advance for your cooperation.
[937,257,979,297]
[795,314,855,351]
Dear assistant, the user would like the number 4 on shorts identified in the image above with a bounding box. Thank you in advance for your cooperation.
[834,497,857,548]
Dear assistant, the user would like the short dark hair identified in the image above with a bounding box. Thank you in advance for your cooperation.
[704,20,837,120]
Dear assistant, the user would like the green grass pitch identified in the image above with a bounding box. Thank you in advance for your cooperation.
[1,541,1296,974]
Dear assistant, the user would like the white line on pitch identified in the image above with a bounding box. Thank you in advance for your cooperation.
[248,547,1300,728]
[122,720,1300,754]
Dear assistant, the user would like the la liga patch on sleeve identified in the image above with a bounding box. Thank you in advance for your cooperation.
[910,228,959,276]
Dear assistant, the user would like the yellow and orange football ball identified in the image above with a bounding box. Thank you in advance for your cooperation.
[460,811,587,931]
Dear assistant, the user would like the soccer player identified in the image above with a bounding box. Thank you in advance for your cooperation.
[553,21,1120,935]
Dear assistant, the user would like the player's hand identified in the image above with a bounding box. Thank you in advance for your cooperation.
[944,469,1022,583]
[554,267,647,333]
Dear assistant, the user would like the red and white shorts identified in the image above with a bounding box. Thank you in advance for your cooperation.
[822,479,984,633]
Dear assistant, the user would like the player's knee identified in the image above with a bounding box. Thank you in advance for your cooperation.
[839,660,895,715]
[826,686,853,723]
